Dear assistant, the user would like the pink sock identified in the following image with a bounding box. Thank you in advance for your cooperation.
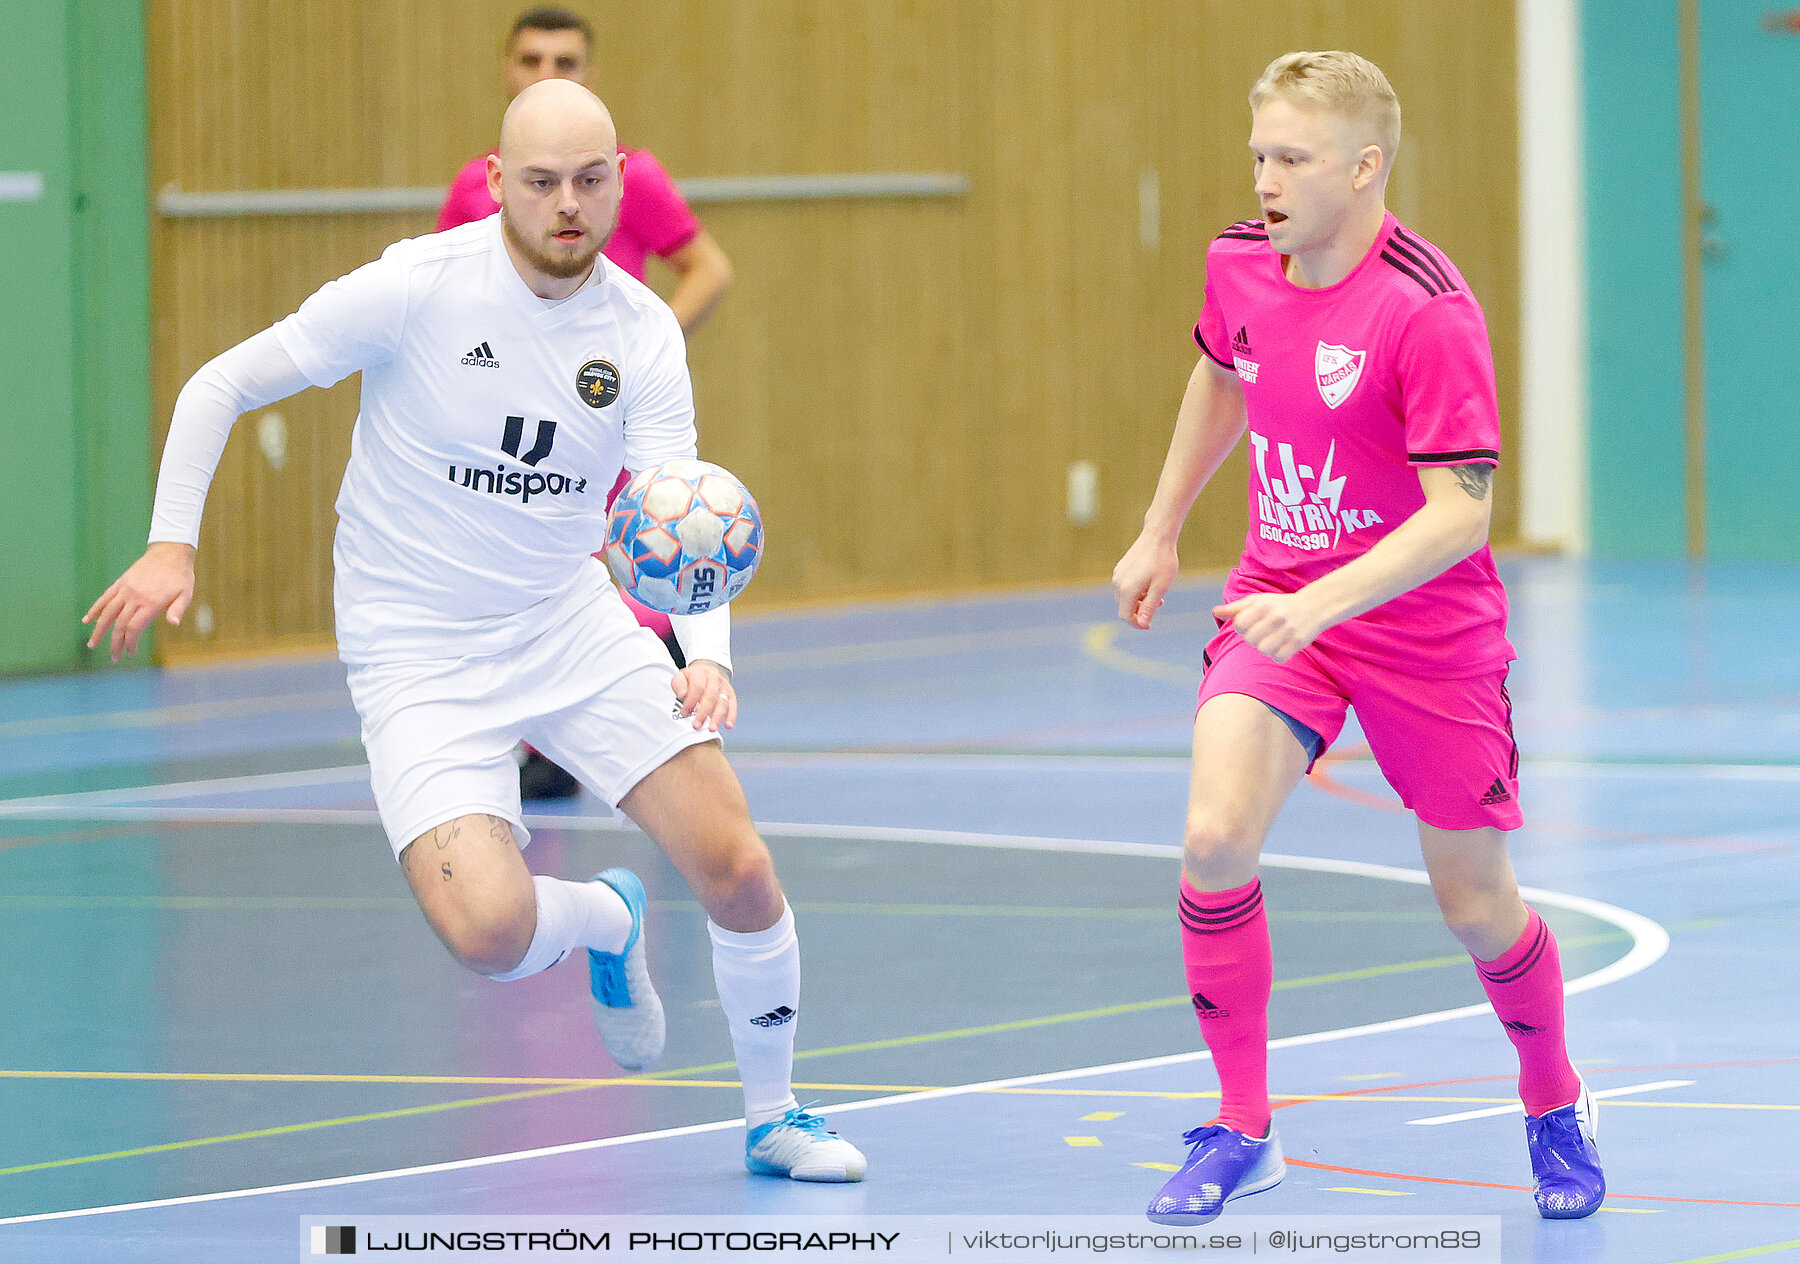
[1474,908,1580,1116]
[1179,874,1273,1137]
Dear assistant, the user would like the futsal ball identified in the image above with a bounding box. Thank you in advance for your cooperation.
[603,460,763,615]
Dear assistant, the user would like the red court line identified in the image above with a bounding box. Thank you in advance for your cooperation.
[1272,1073,1516,1110]
[1278,1063,1800,1210]
[1284,1158,1800,1209]
[1596,1057,1800,1073]
[1306,746,1790,853]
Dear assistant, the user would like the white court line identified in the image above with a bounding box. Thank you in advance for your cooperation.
[0,765,371,813]
[4,750,1794,819]
[0,691,350,740]
[1406,1079,1694,1126]
[0,817,1669,1226]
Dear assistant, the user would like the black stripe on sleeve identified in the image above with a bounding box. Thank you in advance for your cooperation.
[1408,449,1500,464]
[1386,236,1459,294]
[1381,250,1443,297]
[1217,232,1269,241]
[1195,325,1233,368]
[1393,226,1459,292]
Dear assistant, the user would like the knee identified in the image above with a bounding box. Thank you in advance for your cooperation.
[1436,889,1524,960]
[696,834,777,903]
[434,891,537,977]
[693,835,782,929]
[1182,812,1261,888]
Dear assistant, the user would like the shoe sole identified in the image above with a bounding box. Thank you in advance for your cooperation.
[747,1156,867,1183]
[1146,1159,1285,1226]
[1537,1195,1605,1220]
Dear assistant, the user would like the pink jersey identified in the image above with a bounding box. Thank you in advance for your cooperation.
[1194,212,1513,676]
[435,147,702,284]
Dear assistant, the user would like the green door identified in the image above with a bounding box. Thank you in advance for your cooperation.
[1700,2,1800,557]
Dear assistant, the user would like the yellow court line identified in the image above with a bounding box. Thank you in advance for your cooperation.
[0,1069,952,1093]
[10,1076,1783,1184]
[0,931,1646,1177]
[0,1070,732,1088]
[651,940,1627,1079]
[0,1084,592,1178]
[7,1069,1789,1116]
[1663,1241,1800,1264]
[6,934,1632,1090]
[1081,622,1204,684]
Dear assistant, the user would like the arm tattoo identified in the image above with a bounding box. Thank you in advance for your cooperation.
[441,862,453,882]
[1450,463,1494,501]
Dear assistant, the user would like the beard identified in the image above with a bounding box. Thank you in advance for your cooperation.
[500,205,611,280]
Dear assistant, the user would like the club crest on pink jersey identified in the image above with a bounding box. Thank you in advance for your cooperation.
[1315,342,1366,409]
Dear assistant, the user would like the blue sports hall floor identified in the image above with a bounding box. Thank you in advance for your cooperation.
[0,556,1794,1262]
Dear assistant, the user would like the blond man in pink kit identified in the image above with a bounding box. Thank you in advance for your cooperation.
[1114,52,1603,1226]
[441,6,735,799]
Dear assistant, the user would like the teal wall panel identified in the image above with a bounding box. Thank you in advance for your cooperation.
[1581,0,1686,558]
[71,0,153,647]
[0,1,81,671]
[0,0,150,673]
[1697,0,1800,559]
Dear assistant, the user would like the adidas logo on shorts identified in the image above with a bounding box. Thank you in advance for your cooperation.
[1479,778,1512,805]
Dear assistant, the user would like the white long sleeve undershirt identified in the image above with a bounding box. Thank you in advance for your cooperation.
[148,329,312,547]
[670,607,732,673]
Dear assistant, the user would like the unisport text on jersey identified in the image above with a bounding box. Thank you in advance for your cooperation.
[446,462,590,505]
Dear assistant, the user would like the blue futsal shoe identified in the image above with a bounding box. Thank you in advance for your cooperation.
[1527,1077,1605,1218]
[1146,1124,1284,1226]
[587,868,665,1072]
[745,1103,868,1182]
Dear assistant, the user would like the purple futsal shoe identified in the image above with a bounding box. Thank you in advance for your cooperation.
[1146,1124,1285,1226]
[1526,1077,1605,1219]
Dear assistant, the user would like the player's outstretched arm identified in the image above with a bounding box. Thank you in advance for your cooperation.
[82,330,315,664]
[1113,357,1248,630]
[1216,461,1494,663]
[84,542,196,663]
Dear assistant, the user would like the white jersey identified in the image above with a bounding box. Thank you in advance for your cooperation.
[270,216,696,664]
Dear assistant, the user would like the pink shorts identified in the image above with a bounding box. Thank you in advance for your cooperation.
[1196,625,1523,832]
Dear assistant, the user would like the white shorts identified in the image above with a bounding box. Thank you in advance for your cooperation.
[346,587,718,858]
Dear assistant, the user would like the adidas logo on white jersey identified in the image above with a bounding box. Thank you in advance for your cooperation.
[461,341,499,368]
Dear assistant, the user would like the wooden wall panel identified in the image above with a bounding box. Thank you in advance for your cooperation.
[147,0,1518,659]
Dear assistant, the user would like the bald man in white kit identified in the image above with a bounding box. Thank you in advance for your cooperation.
[86,80,866,1183]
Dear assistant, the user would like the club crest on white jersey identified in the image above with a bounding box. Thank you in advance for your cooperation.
[1315,342,1366,409]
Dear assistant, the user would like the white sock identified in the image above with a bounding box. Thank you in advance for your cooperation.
[488,875,633,982]
[709,901,802,1127]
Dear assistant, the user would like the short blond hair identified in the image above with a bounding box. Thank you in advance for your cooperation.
[1249,50,1401,165]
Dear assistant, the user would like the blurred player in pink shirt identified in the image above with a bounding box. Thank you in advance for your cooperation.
[440,6,734,799]
[1114,52,1603,1226]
